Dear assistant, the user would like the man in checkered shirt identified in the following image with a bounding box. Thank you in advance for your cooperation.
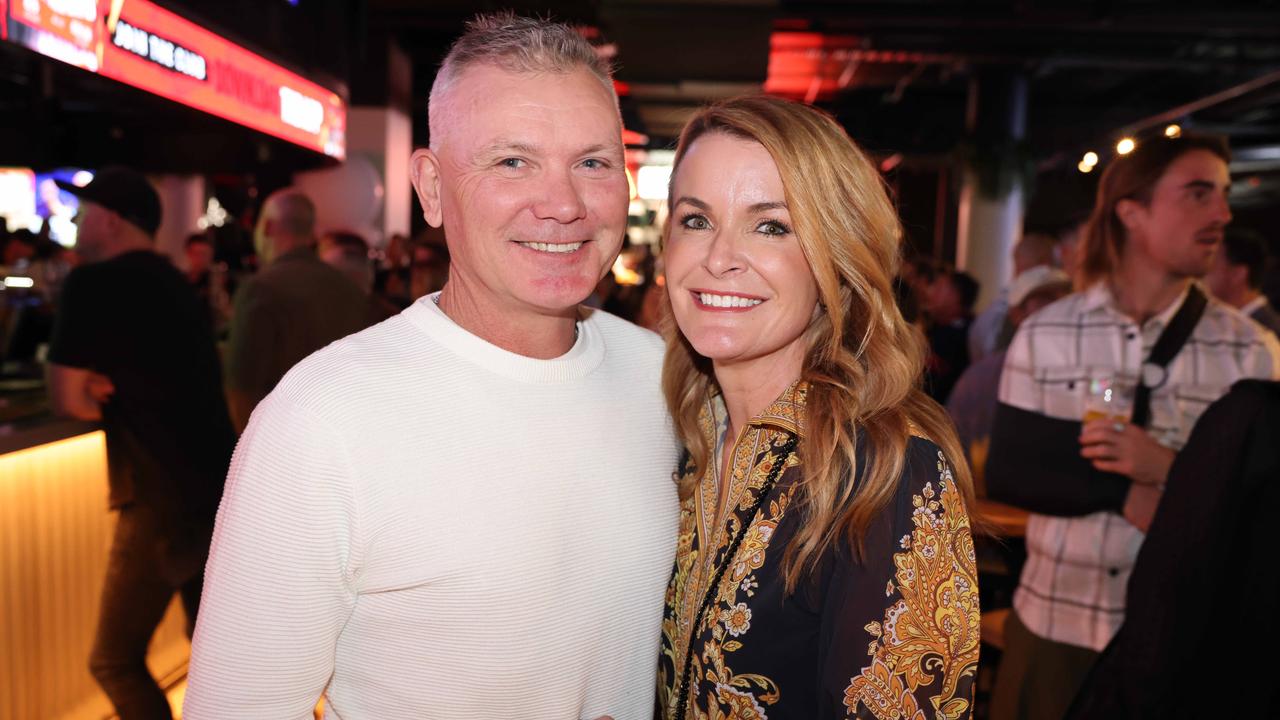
[985,133,1280,720]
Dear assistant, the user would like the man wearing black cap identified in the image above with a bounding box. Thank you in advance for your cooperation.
[46,167,236,720]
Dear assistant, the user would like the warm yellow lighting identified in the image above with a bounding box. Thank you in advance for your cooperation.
[611,255,642,286]
[1164,124,1182,138]
[0,429,104,466]
[1116,138,1136,155]
[1082,151,1099,167]
[1077,160,1094,173]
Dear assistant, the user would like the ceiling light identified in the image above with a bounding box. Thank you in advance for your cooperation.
[1116,138,1136,155]
[1164,124,1182,138]
[1082,151,1098,167]
[1077,160,1094,173]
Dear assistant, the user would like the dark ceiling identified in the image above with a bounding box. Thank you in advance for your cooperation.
[365,0,1280,212]
[3,0,1279,230]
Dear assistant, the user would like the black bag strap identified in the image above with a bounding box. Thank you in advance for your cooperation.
[1131,284,1208,427]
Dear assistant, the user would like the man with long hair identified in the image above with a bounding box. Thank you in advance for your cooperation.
[986,134,1280,720]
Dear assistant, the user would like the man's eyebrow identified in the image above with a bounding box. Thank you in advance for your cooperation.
[476,140,540,157]
[747,201,788,213]
[1183,179,1224,192]
[577,143,622,156]
[673,196,710,211]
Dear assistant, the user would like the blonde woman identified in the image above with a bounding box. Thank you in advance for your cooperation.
[656,95,980,719]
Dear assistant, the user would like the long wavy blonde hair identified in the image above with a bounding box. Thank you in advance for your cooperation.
[661,95,976,592]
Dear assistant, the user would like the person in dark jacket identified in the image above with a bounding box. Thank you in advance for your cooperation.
[1066,380,1280,719]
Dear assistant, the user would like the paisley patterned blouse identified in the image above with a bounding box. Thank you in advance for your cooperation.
[657,382,979,719]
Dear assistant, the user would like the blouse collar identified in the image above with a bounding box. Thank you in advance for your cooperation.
[704,379,808,440]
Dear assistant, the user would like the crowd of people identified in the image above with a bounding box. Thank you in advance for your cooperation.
[5,10,1280,720]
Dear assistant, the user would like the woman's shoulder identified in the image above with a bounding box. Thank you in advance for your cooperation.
[900,434,956,491]
[851,432,956,496]
[849,433,968,544]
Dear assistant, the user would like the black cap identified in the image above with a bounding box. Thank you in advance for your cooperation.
[55,166,162,236]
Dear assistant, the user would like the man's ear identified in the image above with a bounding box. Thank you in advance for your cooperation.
[102,208,128,238]
[411,148,444,228]
[1115,198,1143,231]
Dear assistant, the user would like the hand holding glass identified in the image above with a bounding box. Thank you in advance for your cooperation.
[1083,376,1136,424]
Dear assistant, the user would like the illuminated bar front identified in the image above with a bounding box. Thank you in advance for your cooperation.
[0,424,189,720]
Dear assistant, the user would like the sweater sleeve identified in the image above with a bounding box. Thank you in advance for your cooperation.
[183,392,361,719]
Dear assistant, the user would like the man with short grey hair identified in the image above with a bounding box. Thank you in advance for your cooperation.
[185,13,678,720]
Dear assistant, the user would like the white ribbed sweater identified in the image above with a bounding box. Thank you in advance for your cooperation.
[184,296,681,720]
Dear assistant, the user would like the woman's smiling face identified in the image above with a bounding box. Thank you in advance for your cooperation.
[664,132,819,375]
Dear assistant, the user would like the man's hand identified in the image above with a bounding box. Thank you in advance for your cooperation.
[47,363,108,421]
[1079,420,1175,487]
[1122,482,1163,532]
[85,372,115,404]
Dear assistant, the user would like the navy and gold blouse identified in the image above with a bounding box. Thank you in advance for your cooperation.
[657,382,979,719]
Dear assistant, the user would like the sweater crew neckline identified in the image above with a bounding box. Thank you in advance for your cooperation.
[402,292,605,384]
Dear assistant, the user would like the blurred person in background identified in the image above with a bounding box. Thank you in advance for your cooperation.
[923,266,979,403]
[968,231,1058,363]
[895,253,935,324]
[318,229,375,293]
[656,95,978,720]
[184,232,231,334]
[1054,215,1088,285]
[1065,379,1280,720]
[184,232,215,286]
[947,265,1073,487]
[45,167,235,720]
[985,134,1280,720]
[186,14,679,719]
[319,229,400,321]
[3,228,37,267]
[222,189,372,433]
[408,234,451,300]
[372,231,411,305]
[1204,227,1280,337]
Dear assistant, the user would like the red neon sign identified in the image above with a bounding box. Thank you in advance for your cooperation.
[4,0,346,159]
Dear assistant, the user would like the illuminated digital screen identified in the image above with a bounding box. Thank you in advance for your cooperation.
[3,0,346,159]
[0,168,37,235]
[36,168,94,247]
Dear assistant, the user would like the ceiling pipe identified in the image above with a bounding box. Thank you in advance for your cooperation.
[1119,69,1280,135]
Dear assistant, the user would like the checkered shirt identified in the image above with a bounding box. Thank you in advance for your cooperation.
[998,280,1280,651]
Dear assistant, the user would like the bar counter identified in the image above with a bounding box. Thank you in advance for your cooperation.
[1,413,190,720]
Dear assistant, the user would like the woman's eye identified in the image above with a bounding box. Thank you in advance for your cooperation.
[756,220,791,236]
[680,214,711,230]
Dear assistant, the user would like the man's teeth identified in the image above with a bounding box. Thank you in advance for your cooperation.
[522,242,583,253]
[699,292,763,308]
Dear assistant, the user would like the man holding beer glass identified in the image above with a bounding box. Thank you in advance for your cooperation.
[984,134,1280,720]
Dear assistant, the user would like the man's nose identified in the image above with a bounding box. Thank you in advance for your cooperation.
[534,168,588,223]
[1214,193,1233,225]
